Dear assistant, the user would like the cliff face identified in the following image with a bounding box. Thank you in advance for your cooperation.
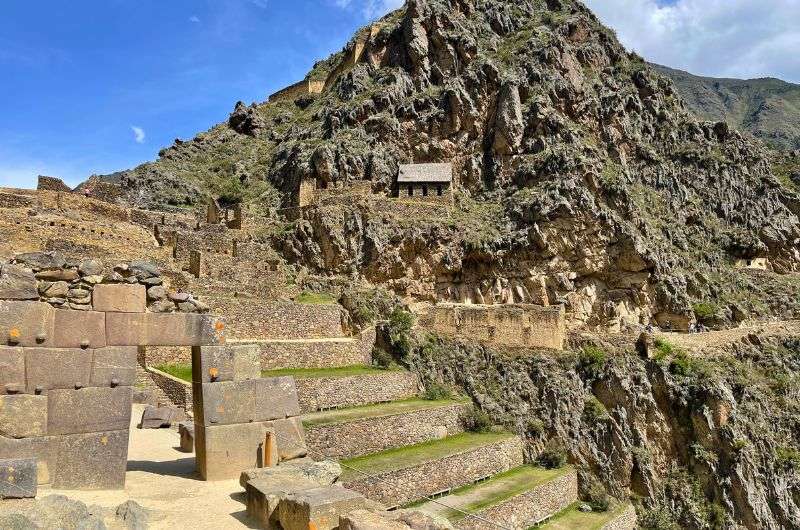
[109,0,800,332]
[654,64,800,152]
[396,323,800,530]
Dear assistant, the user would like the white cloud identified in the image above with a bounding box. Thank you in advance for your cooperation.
[189,15,200,23]
[584,0,800,82]
[330,0,402,20]
[131,126,146,144]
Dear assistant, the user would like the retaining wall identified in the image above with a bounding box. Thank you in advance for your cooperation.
[305,402,467,459]
[220,301,345,340]
[343,435,524,508]
[250,328,375,370]
[456,468,578,530]
[295,371,419,413]
[602,504,638,530]
[146,367,193,413]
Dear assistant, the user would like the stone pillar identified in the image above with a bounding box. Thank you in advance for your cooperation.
[206,198,221,225]
[189,250,203,278]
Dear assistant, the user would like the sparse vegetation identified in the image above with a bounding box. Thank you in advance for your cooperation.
[423,381,453,401]
[537,440,568,469]
[578,345,607,377]
[295,291,336,304]
[583,396,610,421]
[387,307,414,357]
[464,406,493,433]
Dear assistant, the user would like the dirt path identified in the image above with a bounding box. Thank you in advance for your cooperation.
[43,405,255,529]
[655,320,800,354]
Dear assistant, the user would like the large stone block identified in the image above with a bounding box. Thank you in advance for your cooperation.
[0,346,25,394]
[47,387,132,435]
[0,301,55,347]
[139,405,184,429]
[92,284,146,313]
[191,344,260,383]
[279,486,367,530]
[246,475,319,529]
[0,435,58,485]
[178,422,194,452]
[193,380,256,426]
[24,348,92,394]
[339,510,410,530]
[0,395,47,438]
[0,264,38,300]
[90,346,138,387]
[255,377,301,421]
[0,458,37,499]
[52,310,107,349]
[106,313,225,346]
[265,417,307,462]
[52,430,130,489]
[195,422,268,481]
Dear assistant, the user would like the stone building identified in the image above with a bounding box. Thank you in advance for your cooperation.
[395,163,453,200]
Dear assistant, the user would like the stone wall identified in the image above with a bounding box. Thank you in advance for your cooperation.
[251,328,374,370]
[268,79,324,103]
[421,303,566,350]
[295,371,420,413]
[143,345,192,367]
[344,435,524,508]
[220,301,345,340]
[146,367,193,413]
[305,402,467,459]
[36,176,72,193]
[601,504,638,530]
[455,468,577,530]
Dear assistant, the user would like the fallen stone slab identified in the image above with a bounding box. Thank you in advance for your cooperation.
[339,509,410,530]
[0,458,37,499]
[265,417,308,462]
[279,485,368,530]
[390,510,455,530]
[240,458,342,489]
[139,405,184,429]
[115,500,149,530]
[246,475,320,529]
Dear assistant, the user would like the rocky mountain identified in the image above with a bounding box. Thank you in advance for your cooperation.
[654,64,800,152]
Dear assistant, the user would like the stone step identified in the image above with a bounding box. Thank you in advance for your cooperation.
[303,398,471,459]
[230,336,370,371]
[340,433,524,509]
[541,502,638,530]
[415,465,578,530]
[262,366,421,413]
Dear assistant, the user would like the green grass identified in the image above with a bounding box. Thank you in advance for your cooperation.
[153,364,193,382]
[303,398,469,428]
[295,291,337,304]
[341,432,514,481]
[156,364,406,383]
[539,502,631,530]
[441,466,572,518]
[263,364,403,379]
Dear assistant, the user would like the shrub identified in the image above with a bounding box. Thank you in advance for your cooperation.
[578,345,607,377]
[423,381,452,401]
[775,446,800,472]
[669,350,692,377]
[295,291,336,304]
[537,440,567,469]
[464,407,492,433]
[584,396,609,422]
[692,302,719,321]
[526,418,545,437]
[388,307,414,357]
[371,347,393,369]
[586,478,610,512]
[732,439,748,453]
[654,338,675,359]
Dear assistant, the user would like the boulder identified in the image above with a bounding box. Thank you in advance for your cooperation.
[240,458,342,489]
[139,405,184,429]
[14,252,66,271]
[0,264,38,300]
[146,286,166,301]
[115,500,149,530]
[78,260,104,277]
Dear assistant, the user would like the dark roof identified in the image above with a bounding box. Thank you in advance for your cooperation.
[397,163,452,183]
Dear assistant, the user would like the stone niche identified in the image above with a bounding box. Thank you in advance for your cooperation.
[420,303,566,350]
[0,276,225,494]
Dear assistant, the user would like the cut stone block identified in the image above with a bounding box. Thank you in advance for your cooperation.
[0,346,25,395]
[52,310,106,349]
[240,459,342,489]
[139,405,185,429]
[0,394,47,438]
[0,301,55,347]
[0,435,58,485]
[47,387,132,435]
[193,380,256,426]
[0,458,37,499]
[195,422,268,481]
[106,313,225,346]
[279,486,368,530]
[265,417,308,461]
[92,284,146,313]
[191,344,260,383]
[0,264,38,300]
[25,348,92,394]
[339,510,411,530]
[178,422,194,452]
[52,430,130,490]
[90,346,138,387]
[255,377,301,421]
[246,475,319,529]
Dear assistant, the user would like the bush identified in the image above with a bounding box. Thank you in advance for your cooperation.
[578,345,607,377]
[775,446,800,472]
[586,478,610,512]
[669,350,692,376]
[526,418,545,437]
[537,440,567,469]
[583,396,609,422]
[464,407,492,433]
[371,347,393,369]
[653,338,675,359]
[692,302,719,321]
[423,381,452,401]
[388,307,414,357]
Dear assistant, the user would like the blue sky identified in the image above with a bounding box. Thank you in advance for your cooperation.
[1,0,798,190]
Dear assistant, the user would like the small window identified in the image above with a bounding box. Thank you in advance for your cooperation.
[422,185,428,197]
[407,185,413,197]
[436,185,443,196]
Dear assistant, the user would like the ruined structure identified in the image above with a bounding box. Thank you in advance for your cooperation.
[395,163,453,201]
